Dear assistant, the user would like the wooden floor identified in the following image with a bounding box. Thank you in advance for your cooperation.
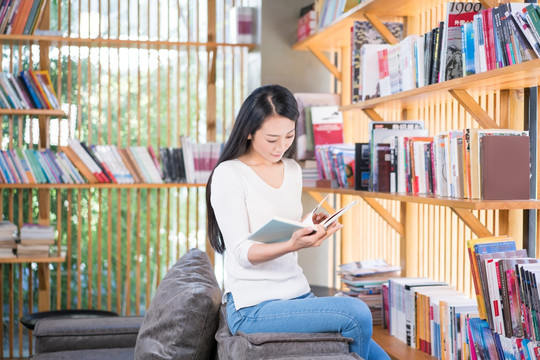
[372,326,437,360]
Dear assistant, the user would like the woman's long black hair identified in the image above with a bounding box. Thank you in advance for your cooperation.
[206,84,299,253]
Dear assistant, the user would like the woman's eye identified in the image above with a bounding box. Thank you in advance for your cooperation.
[267,140,277,143]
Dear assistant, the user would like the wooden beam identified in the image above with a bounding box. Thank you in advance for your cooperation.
[306,191,336,214]
[37,263,50,311]
[451,208,493,237]
[308,46,342,81]
[361,196,405,237]
[364,13,399,45]
[206,0,217,144]
[449,89,500,129]
[479,0,499,9]
[362,108,384,121]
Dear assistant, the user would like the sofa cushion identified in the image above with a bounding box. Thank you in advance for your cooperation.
[135,248,222,360]
[31,347,134,360]
[215,304,360,360]
[33,316,142,354]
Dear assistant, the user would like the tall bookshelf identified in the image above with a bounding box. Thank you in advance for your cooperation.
[294,0,539,358]
[0,1,253,358]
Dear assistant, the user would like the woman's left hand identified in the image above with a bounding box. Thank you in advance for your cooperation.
[312,212,328,224]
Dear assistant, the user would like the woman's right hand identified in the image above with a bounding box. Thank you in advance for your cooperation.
[288,221,343,251]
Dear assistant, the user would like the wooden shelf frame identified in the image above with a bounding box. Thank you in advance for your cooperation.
[342,59,540,126]
[304,186,540,239]
[0,253,65,264]
[0,34,257,50]
[0,183,206,190]
[372,326,436,360]
[0,109,67,117]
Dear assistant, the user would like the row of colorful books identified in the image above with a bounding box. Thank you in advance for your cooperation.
[355,2,540,102]
[0,138,223,185]
[0,221,55,259]
[0,0,48,35]
[314,0,360,30]
[385,236,540,359]
[368,120,530,200]
[0,70,60,110]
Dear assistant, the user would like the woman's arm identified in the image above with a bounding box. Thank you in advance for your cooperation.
[247,221,343,265]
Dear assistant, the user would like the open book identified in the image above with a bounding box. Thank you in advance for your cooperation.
[248,196,358,244]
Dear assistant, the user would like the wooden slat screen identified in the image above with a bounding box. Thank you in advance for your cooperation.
[0,0,248,358]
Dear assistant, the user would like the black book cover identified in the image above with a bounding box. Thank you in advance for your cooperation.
[80,141,112,183]
[376,143,391,192]
[172,148,186,183]
[431,22,444,84]
[159,148,172,183]
[493,7,509,67]
[354,142,370,191]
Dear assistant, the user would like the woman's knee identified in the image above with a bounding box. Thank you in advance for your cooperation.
[334,297,373,333]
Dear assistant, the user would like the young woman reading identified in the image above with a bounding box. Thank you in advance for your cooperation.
[206,84,390,359]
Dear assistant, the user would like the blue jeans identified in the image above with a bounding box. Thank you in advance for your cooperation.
[226,292,390,360]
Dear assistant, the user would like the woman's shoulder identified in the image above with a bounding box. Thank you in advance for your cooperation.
[282,158,301,173]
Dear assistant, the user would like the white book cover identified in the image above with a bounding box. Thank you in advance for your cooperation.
[415,36,425,88]
[387,44,402,94]
[181,136,196,184]
[248,197,357,244]
[399,35,418,92]
[230,7,256,44]
[360,44,391,101]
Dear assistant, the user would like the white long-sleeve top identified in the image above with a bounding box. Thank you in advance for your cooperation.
[210,158,310,310]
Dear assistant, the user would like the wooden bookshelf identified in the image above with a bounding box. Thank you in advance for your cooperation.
[0,108,66,117]
[340,58,540,113]
[293,0,442,51]
[0,183,206,189]
[303,187,540,211]
[0,34,257,50]
[0,252,65,264]
[372,326,436,360]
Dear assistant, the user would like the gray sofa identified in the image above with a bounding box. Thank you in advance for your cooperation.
[31,249,362,359]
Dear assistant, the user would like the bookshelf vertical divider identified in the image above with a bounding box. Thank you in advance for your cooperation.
[37,0,52,312]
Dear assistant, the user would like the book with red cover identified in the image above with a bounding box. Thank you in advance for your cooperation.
[480,135,530,200]
[311,106,344,146]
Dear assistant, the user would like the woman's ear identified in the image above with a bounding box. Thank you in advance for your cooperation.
[247,134,252,140]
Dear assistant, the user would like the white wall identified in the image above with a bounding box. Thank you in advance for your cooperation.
[247,0,336,287]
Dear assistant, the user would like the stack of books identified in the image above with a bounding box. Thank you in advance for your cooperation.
[0,220,17,259]
[338,259,401,325]
[17,223,55,258]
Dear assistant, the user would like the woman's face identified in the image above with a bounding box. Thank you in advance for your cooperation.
[248,115,295,164]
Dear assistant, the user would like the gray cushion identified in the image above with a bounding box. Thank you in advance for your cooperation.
[215,304,358,360]
[30,347,134,360]
[135,248,222,360]
[33,316,142,353]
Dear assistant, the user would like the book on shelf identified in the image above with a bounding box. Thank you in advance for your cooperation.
[439,2,484,81]
[354,142,370,191]
[480,134,530,200]
[248,196,358,244]
[0,0,48,35]
[310,106,344,147]
[293,93,340,160]
[0,70,60,110]
[229,6,256,44]
[297,4,316,42]
[350,21,403,102]
[180,136,222,184]
[314,143,355,188]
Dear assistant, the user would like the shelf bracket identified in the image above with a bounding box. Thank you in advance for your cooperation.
[451,208,494,237]
[362,108,384,121]
[306,190,336,214]
[479,0,498,8]
[363,13,399,45]
[307,46,342,81]
[449,89,500,129]
[360,196,405,237]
